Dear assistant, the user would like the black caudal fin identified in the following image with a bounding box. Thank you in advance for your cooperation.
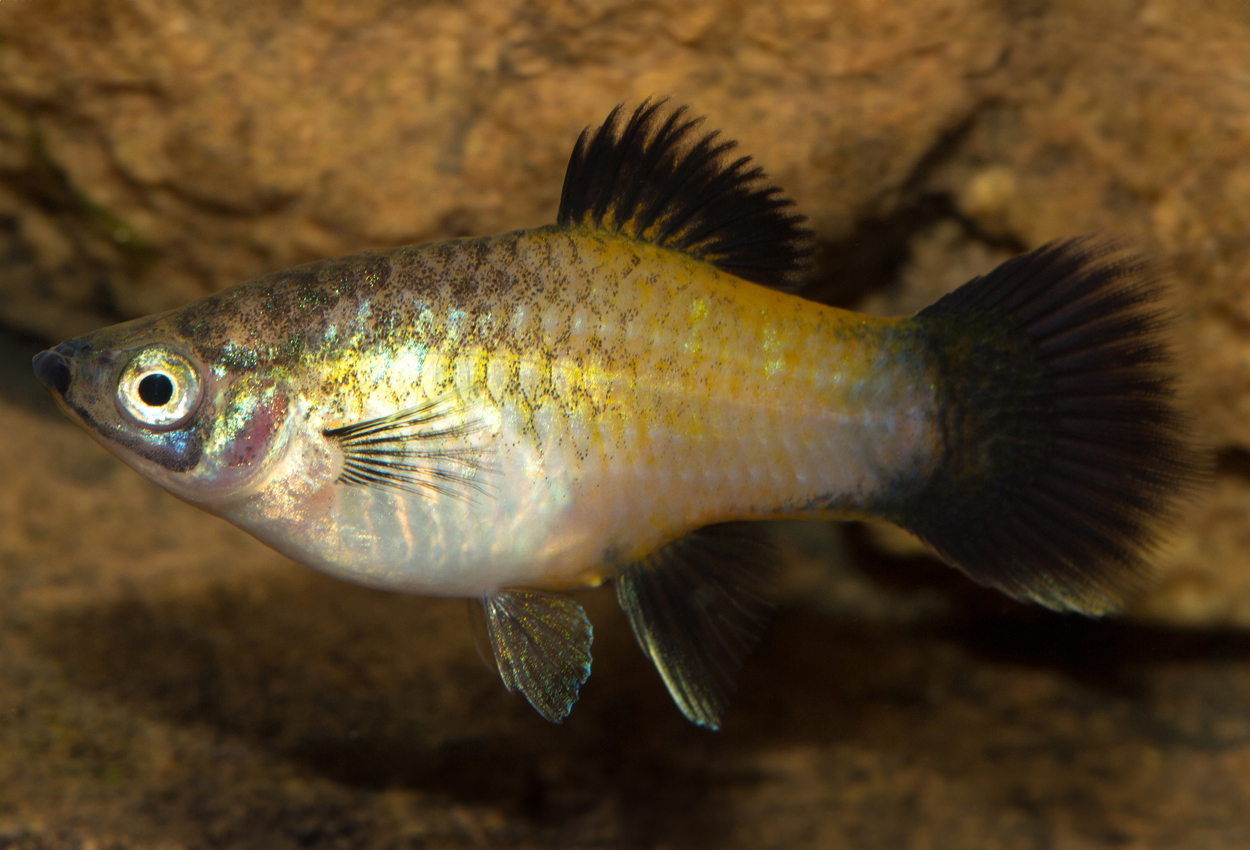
[615,524,776,729]
[895,237,1205,615]
[557,99,813,288]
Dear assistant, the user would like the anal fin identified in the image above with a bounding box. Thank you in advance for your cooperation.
[615,523,776,729]
[480,589,593,723]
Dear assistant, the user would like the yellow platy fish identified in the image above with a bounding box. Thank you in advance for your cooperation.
[32,102,1200,727]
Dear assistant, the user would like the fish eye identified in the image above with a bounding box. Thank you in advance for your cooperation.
[116,346,203,430]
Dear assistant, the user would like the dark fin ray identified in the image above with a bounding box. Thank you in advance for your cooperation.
[893,237,1206,614]
[614,523,776,729]
[557,99,813,289]
[323,395,495,504]
[481,589,592,723]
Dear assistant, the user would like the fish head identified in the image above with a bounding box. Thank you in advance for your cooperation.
[32,313,295,508]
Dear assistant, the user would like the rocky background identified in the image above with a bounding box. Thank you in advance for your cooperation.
[1,1,1248,847]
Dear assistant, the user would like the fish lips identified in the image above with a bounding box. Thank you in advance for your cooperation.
[32,349,71,396]
[31,339,110,433]
[33,339,93,397]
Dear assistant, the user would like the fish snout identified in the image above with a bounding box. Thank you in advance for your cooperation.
[32,349,72,395]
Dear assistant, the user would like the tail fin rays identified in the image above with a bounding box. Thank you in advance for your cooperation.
[894,237,1204,614]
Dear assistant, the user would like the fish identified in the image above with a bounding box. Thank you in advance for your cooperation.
[31,101,1201,728]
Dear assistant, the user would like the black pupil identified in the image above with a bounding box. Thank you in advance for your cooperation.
[138,373,175,407]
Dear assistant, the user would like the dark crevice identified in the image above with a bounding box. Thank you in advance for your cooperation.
[1215,446,1250,481]
[950,614,1250,674]
[899,108,982,196]
[799,192,1026,309]
[840,520,1027,614]
[798,100,1026,309]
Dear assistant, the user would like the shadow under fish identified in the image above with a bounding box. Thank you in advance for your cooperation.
[32,99,1205,728]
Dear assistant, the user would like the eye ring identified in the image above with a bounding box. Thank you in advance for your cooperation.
[116,346,203,430]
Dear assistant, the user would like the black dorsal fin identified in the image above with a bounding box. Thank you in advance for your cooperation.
[614,523,776,729]
[557,99,814,289]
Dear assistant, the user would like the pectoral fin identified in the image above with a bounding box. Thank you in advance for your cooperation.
[323,394,495,504]
[615,523,776,730]
[480,589,593,723]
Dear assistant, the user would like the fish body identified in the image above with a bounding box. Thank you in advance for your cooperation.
[33,102,1200,727]
[110,226,932,597]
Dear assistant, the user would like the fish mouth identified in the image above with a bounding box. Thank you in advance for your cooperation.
[32,349,71,396]
[32,340,89,397]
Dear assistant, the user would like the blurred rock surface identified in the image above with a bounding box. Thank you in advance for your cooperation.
[1,1,1249,847]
